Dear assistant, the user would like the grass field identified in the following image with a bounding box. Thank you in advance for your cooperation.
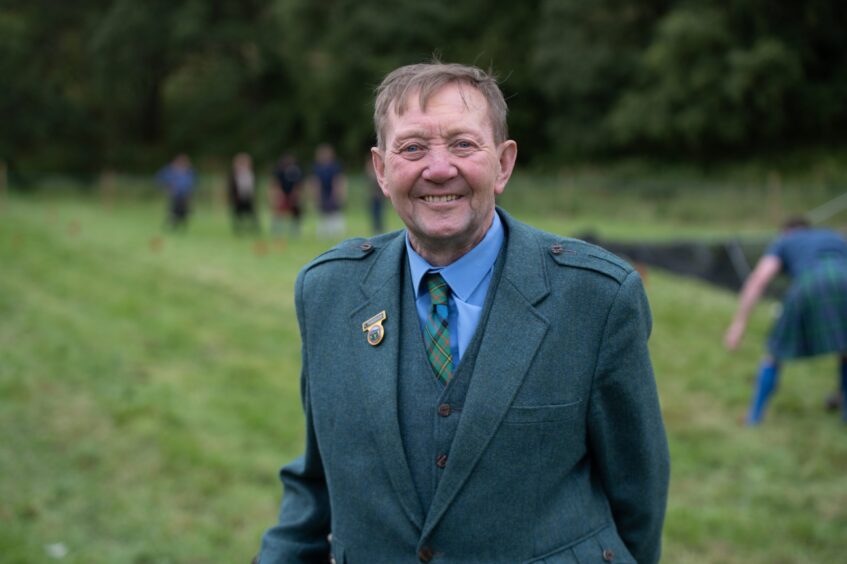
[2,178,846,563]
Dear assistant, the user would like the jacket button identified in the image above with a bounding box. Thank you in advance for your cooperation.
[602,548,615,561]
[359,242,373,251]
[435,454,448,468]
[438,403,451,417]
[550,243,564,255]
[418,546,434,562]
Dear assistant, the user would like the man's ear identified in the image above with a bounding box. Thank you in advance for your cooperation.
[494,140,518,195]
[371,148,390,197]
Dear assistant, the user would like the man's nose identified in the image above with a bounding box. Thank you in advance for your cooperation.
[421,148,458,183]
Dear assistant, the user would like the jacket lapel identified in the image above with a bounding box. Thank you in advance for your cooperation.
[422,211,551,538]
[348,234,425,530]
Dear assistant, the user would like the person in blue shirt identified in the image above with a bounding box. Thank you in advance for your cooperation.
[258,61,669,564]
[364,152,386,235]
[311,143,347,238]
[156,154,196,230]
[725,216,847,424]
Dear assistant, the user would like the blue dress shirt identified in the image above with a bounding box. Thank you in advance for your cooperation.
[406,212,504,368]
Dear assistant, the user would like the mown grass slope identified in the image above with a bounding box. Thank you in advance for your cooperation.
[1,190,845,563]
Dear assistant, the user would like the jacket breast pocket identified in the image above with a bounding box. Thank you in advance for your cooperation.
[570,526,636,563]
[524,525,636,563]
[502,399,582,425]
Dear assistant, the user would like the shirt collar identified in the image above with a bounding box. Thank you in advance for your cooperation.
[406,211,504,302]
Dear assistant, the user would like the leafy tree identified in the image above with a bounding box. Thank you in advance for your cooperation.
[0,0,105,174]
[531,0,670,159]
[609,4,802,156]
[2,0,846,174]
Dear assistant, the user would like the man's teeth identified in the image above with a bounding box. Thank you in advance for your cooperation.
[423,195,458,203]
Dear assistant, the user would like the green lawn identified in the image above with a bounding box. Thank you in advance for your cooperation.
[1,189,845,563]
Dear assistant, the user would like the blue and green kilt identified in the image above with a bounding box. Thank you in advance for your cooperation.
[768,259,847,360]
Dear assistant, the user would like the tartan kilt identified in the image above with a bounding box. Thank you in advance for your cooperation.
[768,259,847,359]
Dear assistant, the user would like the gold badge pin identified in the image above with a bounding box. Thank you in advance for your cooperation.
[362,310,387,346]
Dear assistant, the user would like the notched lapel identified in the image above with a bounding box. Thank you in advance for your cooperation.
[349,236,425,530]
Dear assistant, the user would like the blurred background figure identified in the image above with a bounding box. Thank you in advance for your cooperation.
[270,153,303,238]
[725,216,847,425]
[157,153,195,231]
[227,152,260,235]
[311,143,346,238]
[364,153,385,234]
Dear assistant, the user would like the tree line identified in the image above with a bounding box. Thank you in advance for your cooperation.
[2,0,845,176]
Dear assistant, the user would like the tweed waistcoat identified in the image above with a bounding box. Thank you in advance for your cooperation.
[397,254,504,512]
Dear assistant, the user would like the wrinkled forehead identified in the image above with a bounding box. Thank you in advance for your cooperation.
[391,80,487,116]
[383,82,493,143]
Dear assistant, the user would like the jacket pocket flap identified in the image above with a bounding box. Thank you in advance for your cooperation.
[504,400,582,424]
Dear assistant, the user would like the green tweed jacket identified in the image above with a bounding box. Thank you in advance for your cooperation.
[259,209,670,563]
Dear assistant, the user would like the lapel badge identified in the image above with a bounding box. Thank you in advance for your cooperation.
[362,310,387,346]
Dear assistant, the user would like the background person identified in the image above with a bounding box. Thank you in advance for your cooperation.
[270,153,303,238]
[258,61,669,564]
[156,153,196,231]
[311,143,346,238]
[227,152,260,235]
[725,216,847,424]
[364,152,385,234]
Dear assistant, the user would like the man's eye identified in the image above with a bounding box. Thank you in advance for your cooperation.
[455,141,473,150]
[403,144,422,153]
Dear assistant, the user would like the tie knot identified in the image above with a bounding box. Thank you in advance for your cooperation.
[425,272,450,306]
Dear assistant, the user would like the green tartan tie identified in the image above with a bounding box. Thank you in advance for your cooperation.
[424,272,453,385]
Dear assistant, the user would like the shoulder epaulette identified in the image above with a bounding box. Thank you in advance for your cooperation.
[544,237,632,284]
[303,230,402,271]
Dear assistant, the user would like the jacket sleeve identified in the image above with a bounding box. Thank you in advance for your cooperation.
[258,270,331,563]
[587,270,670,564]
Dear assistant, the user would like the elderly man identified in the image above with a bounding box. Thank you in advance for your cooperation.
[258,62,669,563]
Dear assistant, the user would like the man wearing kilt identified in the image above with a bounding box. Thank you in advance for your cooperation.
[725,216,847,425]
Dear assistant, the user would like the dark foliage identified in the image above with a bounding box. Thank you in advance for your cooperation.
[1,0,845,175]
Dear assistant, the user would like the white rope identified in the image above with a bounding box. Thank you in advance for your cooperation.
[725,239,753,282]
[806,191,847,224]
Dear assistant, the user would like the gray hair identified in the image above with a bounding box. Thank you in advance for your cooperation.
[373,62,509,150]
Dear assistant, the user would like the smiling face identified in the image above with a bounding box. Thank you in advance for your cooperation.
[372,82,517,265]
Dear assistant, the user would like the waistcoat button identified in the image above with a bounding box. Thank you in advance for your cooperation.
[438,403,451,417]
[418,546,434,562]
[436,454,448,468]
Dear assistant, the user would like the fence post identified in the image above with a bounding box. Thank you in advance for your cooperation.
[99,169,116,208]
[767,171,783,225]
[0,160,7,210]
